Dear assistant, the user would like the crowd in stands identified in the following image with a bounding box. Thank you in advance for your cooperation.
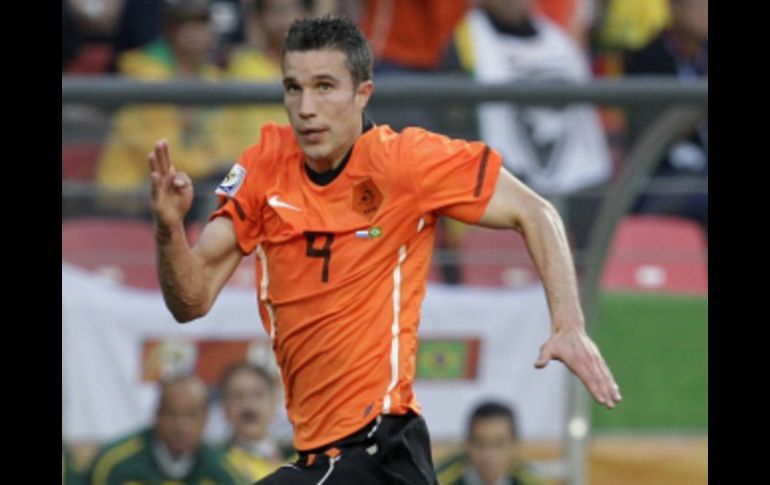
[63,358,541,485]
[62,0,707,238]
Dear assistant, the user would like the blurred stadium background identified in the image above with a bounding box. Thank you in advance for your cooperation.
[62,0,707,484]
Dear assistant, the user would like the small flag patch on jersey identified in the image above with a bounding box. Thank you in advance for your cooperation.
[215,163,247,197]
[356,226,383,239]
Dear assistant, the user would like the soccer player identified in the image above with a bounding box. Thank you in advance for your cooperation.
[149,16,621,484]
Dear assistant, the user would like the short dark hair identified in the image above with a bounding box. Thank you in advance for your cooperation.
[283,15,373,86]
[467,401,519,440]
[218,362,276,397]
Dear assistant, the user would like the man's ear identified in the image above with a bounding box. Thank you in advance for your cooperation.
[355,80,374,109]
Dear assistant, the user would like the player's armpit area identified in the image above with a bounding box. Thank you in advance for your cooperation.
[476,167,553,230]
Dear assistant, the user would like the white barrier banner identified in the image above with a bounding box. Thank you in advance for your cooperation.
[63,263,567,443]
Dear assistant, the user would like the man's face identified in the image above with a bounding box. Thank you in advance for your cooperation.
[155,379,208,457]
[466,417,518,485]
[222,369,276,441]
[282,49,373,167]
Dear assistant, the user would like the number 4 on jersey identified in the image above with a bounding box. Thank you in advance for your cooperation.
[304,231,335,282]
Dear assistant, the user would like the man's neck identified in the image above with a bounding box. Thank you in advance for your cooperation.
[151,439,195,479]
[172,49,203,76]
[462,467,512,485]
[231,436,279,458]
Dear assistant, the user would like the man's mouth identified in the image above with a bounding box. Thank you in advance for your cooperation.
[299,127,327,142]
[239,410,260,423]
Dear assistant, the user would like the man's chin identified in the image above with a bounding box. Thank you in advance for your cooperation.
[302,146,328,162]
[239,425,267,439]
[168,444,194,457]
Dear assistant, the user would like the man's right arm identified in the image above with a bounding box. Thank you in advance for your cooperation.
[149,139,244,323]
[156,217,243,322]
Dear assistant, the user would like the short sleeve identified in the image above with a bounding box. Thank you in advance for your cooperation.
[401,127,503,223]
[208,127,276,254]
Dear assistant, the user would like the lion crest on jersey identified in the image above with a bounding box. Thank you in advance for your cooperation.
[352,178,383,220]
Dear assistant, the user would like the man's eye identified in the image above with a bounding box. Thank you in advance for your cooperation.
[285,84,300,93]
[318,83,333,92]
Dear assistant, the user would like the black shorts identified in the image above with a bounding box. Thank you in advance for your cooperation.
[255,411,438,485]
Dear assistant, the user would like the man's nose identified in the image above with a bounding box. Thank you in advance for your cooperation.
[299,92,317,119]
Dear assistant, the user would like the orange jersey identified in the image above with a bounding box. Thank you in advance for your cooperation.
[211,122,502,451]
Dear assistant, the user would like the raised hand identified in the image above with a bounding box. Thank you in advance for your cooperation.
[148,139,194,232]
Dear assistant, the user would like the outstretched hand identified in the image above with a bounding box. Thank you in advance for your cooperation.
[148,139,194,231]
[535,328,622,409]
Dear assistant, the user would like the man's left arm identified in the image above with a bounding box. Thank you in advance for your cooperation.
[477,167,622,409]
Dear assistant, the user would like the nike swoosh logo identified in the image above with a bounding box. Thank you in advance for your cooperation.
[268,195,301,212]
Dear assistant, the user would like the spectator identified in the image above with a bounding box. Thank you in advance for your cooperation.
[447,0,611,254]
[625,0,708,235]
[86,374,243,484]
[95,0,242,217]
[219,362,290,482]
[436,401,544,485]
[222,0,309,149]
[457,0,611,196]
[357,0,470,132]
[63,442,87,485]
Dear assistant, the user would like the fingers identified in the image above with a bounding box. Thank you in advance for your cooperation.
[536,332,622,409]
[161,139,171,170]
[148,150,158,174]
[580,354,621,409]
[172,172,191,190]
[150,170,192,201]
[597,354,622,404]
[150,172,162,200]
[553,334,621,409]
[149,140,191,202]
[149,140,174,199]
[534,344,553,369]
[572,359,610,408]
[589,358,614,409]
[585,336,621,407]
[154,139,170,175]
